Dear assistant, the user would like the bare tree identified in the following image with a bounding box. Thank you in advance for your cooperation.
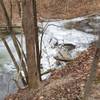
[83,16,100,99]
[22,0,40,89]
[32,0,41,81]
[83,34,100,100]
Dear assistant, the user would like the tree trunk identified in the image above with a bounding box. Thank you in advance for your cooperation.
[22,0,40,89]
[32,0,41,81]
[83,48,100,100]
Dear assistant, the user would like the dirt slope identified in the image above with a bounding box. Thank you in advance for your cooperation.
[0,0,100,25]
[37,0,100,19]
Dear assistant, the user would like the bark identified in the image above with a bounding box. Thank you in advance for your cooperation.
[32,0,41,81]
[22,0,40,89]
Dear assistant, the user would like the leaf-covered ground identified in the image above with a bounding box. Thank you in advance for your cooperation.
[5,44,100,100]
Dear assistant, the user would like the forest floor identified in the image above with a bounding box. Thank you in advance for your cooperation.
[5,45,100,100]
[3,13,100,100]
[0,0,100,99]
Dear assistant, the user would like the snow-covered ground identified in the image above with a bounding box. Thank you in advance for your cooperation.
[39,19,98,72]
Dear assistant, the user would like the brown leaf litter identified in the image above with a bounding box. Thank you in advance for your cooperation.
[5,45,100,100]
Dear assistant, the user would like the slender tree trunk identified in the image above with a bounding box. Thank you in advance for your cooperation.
[22,0,40,89]
[83,48,100,100]
[32,0,41,81]
[2,38,27,86]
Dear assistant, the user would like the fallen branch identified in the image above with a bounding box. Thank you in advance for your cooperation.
[41,69,55,76]
[54,57,74,62]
